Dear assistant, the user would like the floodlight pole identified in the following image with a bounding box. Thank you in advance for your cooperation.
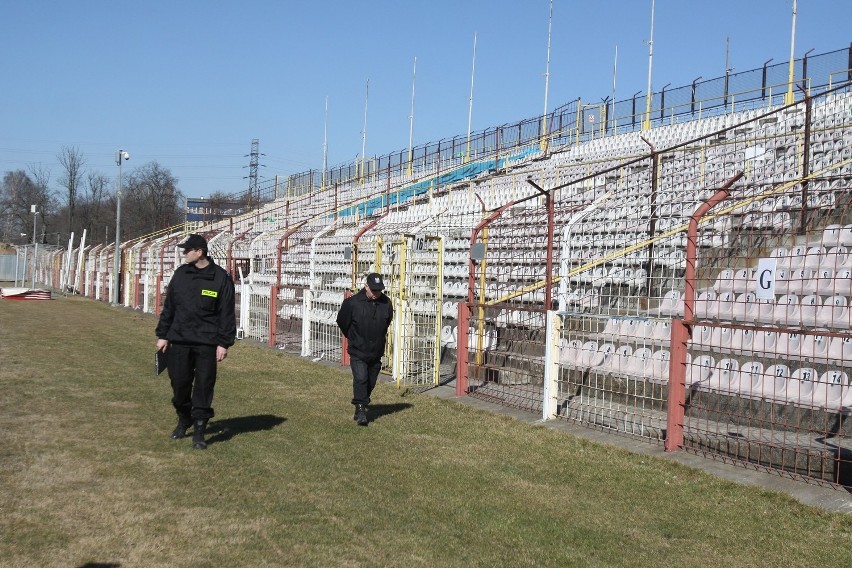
[113,149,129,305]
[785,0,798,104]
[642,0,655,131]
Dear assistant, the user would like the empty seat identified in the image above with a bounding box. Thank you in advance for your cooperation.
[738,360,765,396]
[827,336,852,363]
[653,289,684,316]
[752,330,778,355]
[798,294,821,327]
[786,367,818,406]
[649,349,671,383]
[774,294,801,326]
[599,344,633,375]
[776,332,803,358]
[799,333,830,361]
[813,370,849,410]
[588,343,616,368]
[709,358,739,393]
[761,364,791,401]
[624,347,653,379]
[732,292,758,321]
[560,338,582,367]
[688,355,715,385]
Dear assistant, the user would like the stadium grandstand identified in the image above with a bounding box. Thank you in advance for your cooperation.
[11,44,852,489]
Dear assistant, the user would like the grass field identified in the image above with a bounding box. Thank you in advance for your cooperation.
[1,294,850,567]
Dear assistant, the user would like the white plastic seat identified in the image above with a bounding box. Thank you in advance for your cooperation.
[600,345,633,375]
[803,246,825,269]
[799,333,830,361]
[776,332,803,358]
[730,328,754,354]
[649,349,671,383]
[798,294,821,327]
[577,340,600,369]
[827,336,852,364]
[732,292,758,321]
[755,296,776,324]
[560,338,582,367]
[654,289,683,316]
[651,320,672,345]
[624,347,653,379]
[715,292,735,321]
[713,268,735,292]
[787,367,818,406]
[811,370,849,410]
[694,289,718,319]
[815,295,849,329]
[688,355,715,385]
[762,364,791,401]
[636,320,655,342]
[709,358,739,393]
[752,330,778,355]
[774,294,801,326]
[588,343,616,369]
[738,361,764,396]
[597,318,623,341]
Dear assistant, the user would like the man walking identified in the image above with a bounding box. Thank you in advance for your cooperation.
[336,272,393,426]
[156,234,236,449]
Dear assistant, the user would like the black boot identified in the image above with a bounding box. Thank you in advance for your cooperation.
[170,416,192,439]
[355,404,368,426]
[192,419,208,450]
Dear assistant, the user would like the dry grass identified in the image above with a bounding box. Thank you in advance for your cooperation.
[1,294,850,567]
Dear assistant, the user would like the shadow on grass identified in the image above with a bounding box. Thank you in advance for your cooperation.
[205,414,286,446]
[368,403,413,421]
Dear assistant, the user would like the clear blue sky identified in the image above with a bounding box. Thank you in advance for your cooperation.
[1,1,850,199]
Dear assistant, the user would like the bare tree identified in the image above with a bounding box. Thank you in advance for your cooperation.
[121,161,184,238]
[57,146,86,236]
[0,170,55,243]
[78,172,112,238]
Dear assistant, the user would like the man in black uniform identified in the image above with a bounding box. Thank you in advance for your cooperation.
[156,234,236,449]
[336,272,394,426]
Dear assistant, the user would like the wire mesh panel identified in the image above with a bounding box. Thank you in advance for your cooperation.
[391,234,444,389]
[672,88,852,487]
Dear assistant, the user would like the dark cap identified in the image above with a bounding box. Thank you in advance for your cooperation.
[365,272,385,291]
[177,234,207,251]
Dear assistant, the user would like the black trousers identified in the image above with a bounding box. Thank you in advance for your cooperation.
[350,356,382,406]
[167,343,217,421]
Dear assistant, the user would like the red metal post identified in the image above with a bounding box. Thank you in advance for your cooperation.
[666,173,742,452]
[268,285,278,348]
[455,301,470,397]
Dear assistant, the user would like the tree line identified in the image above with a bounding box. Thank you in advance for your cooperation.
[0,146,190,247]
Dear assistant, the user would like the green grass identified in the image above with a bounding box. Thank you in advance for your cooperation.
[1,295,850,567]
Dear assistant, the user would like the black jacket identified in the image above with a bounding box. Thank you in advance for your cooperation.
[336,289,393,362]
[156,259,236,348]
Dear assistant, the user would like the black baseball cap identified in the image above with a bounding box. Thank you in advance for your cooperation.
[177,234,207,251]
[366,273,385,291]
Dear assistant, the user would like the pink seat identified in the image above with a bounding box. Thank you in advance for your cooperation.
[738,361,764,397]
[773,294,801,326]
[827,336,852,364]
[762,364,791,401]
[814,295,850,329]
[787,367,818,406]
[752,330,778,355]
[798,294,821,327]
[732,292,758,321]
